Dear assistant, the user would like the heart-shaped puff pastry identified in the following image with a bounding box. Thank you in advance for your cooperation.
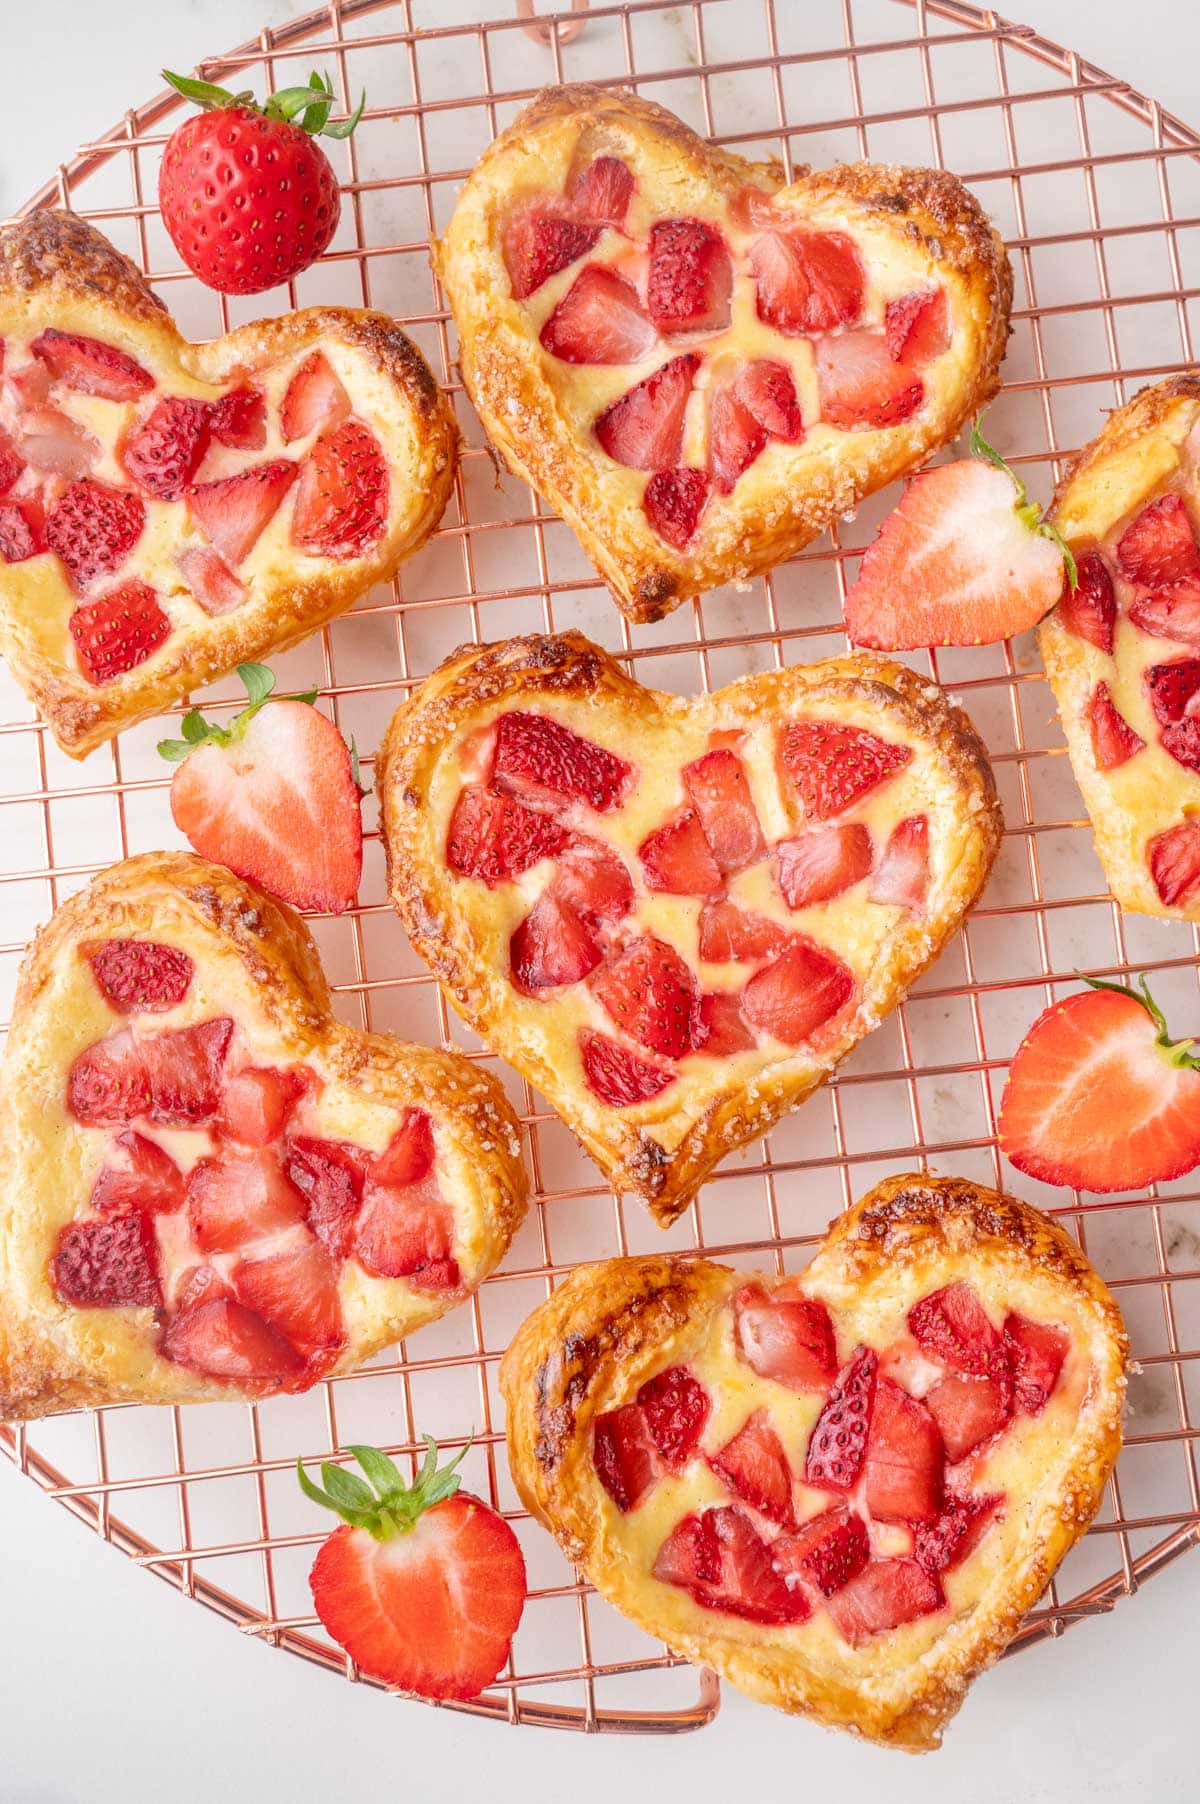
[0,210,458,757]
[0,853,526,1419]
[1040,373,1200,918]
[378,633,1002,1224]
[436,84,1011,622]
[500,1173,1127,1751]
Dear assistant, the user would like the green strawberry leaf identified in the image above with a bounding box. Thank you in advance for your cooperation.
[237,662,276,709]
[165,67,364,140]
[156,737,194,764]
[162,70,240,111]
[322,89,366,141]
[296,1436,473,1541]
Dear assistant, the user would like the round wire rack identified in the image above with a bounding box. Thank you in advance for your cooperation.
[3,0,1200,1737]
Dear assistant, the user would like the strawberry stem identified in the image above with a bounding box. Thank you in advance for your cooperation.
[157,662,318,763]
[297,1436,471,1541]
[969,415,1078,592]
[1083,972,1200,1069]
[163,68,364,140]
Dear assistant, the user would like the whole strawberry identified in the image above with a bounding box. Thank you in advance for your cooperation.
[158,70,365,295]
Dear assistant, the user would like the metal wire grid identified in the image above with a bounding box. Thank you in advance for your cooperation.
[2,0,1199,1735]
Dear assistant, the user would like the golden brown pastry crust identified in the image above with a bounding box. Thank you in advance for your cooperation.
[436,84,1012,622]
[0,852,527,1419]
[1041,373,1200,918]
[500,1173,1128,1751]
[378,632,1002,1223]
[0,210,460,757]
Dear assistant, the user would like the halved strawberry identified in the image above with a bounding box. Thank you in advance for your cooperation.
[734,1282,837,1391]
[209,385,266,449]
[217,1065,309,1147]
[1162,717,1200,774]
[815,331,923,430]
[578,1029,675,1106]
[1058,548,1115,653]
[122,395,211,499]
[869,815,929,913]
[805,1346,878,1492]
[302,1440,526,1702]
[594,1403,662,1510]
[771,1507,870,1598]
[594,354,699,471]
[749,228,864,335]
[503,210,598,299]
[646,219,732,334]
[708,381,765,495]
[591,933,702,1059]
[639,808,723,895]
[1116,492,1200,587]
[189,459,297,566]
[188,1150,308,1252]
[863,1379,944,1523]
[281,351,351,443]
[825,1558,944,1644]
[70,581,171,685]
[913,1492,1003,1577]
[1004,1312,1069,1413]
[711,1409,793,1524]
[67,1029,151,1125]
[234,1236,344,1355]
[540,266,658,365]
[511,893,600,994]
[741,937,855,1045]
[638,1365,711,1467]
[0,498,44,563]
[87,938,193,1012]
[18,406,98,479]
[998,977,1200,1190]
[643,467,710,548]
[735,360,804,442]
[844,452,1068,650]
[492,710,632,813]
[1088,681,1144,769]
[53,1210,162,1309]
[697,992,755,1055]
[1128,579,1200,647]
[552,838,634,927]
[446,783,571,886]
[779,719,912,819]
[47,479,145,591]
[570,155,634,227]
[683,748,765,874]
[1146,657,1200,724]
[885,288,950,365]
[177,545,247,615]
[653,1506,810,1624]
[908,1280,1008,1379]
[697,900,788,964]
[286,1136,368,1259]
[162,1296,304,1382]
[925,1373,1012,1462]
[775,823,872,910]
[354,1180,458,1291]
[31,328,153,401]
[1149,819,1200,906]
[91,1129,184,1216]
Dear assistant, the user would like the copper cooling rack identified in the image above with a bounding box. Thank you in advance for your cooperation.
[3,0,1200,1736]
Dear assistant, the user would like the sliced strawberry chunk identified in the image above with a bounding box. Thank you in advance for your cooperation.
[47,479,145,590]
[53,1211,161,1309]
[885,288,950,365]
[639,808,723,895]
[749,228,864,335]
[779,719,912,819]
[161,1296,304,1382]
[511,893,600,994]
[503,211,598,299]
[31,328,153,401]
[234,1237,344,1355]
[492,710,632,812]
[374,1110,436,1187]
[141,1018,234,1125]
[869,815,929,913]
[734,1282,837,1391]
[1088,681,1145,770]
[122,395,211,499]
[805,1346,878,1492]
[741,937,855,1045]
[638,1365,711,1467]
[1149,819,1200,906]
[709,381,766,495]
[1147,657,1200,724]
[655,1506,811,1624]
[91,1129,184,1216]
[913,1492,1003,1576]
[87,938,193,1013]
[1128,577,1200,647]
[591,933,702,1059]
[775,823,872,910]
[570,155,634,227]
[189,459,297,566]
[0,498,44,563]
[825,1558,944,1644]
[683,748,764,874]
[354,1178,458,1291]
[593,1403,662,1510]
[217,1065,309,1148]
[711,1410,793,1523]
[647,219,732,334]
[697,900,788,963]
[908,1281,1008,1379]
[70,581,171,685]
[446,783,571,885]
[771,1506,870,1598]
[281,351,351,443]
[177,545,247,616]
[67,1028,151,1125]
[209,385,266,449]
[5,358,51,407]
[697,991,756,1055]
[172,1263,230,1315]
[286,1136,368,1259]
[815,330,923,430]
[540,266,658,365]
[552,838,634,926]
[925,1373,1012,1462]
[1161,716,1200,773]
[1058,548,1115,654]
[643,467,709,548]
[579,1029,675,1106]
[187,1150,307,1253]
[594,354,699,472]
[863,1379,944,1523]
[1004,1312,1069,1413]
[18,406,98,479]
[1117,492,1200,587]
[0,428,24,496]
[734,360,804,442]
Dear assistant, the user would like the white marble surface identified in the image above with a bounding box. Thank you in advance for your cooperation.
[1,3,1199,1801]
